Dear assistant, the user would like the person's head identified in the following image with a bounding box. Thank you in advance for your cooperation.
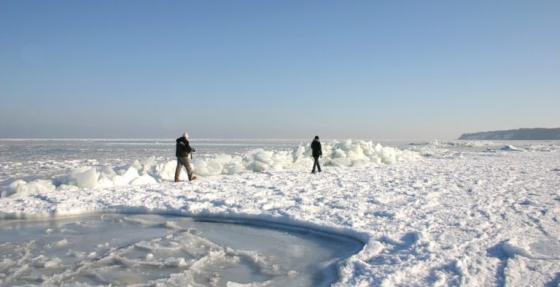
[183,131,189,139]
[314,136,319,140]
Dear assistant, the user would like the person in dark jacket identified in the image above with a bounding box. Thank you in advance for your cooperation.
[175,132,196,182]
[311,136,322,173]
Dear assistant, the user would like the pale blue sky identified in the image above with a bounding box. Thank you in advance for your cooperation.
[1,1,559,139]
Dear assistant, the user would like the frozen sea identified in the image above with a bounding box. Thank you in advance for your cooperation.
[1,139,560,286]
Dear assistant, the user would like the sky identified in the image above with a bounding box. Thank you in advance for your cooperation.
[1,0,559,140]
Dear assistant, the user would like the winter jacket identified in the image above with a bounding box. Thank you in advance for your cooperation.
[176,136,195,157]
[311,140,322,158]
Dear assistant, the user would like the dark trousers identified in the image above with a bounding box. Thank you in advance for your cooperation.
[312,156,321,173]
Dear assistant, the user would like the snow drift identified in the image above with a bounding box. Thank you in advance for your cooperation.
[2,140,418,197]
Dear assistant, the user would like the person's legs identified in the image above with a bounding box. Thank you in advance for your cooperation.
[178,156,195,181]
[184,157,194,181]
[317,157,321,172]
[312,157,315,173]
[174,158,182,182]
[312,156,319,173]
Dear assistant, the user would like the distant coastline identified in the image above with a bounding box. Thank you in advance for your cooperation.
[459,128,560,140]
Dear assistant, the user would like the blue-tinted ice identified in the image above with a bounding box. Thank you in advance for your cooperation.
[0,214,363,286]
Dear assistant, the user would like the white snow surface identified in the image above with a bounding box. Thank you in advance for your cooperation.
[1,140,560,286]
[2,140,418,194]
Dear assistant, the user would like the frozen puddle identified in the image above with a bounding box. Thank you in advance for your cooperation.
[0,214,363,286]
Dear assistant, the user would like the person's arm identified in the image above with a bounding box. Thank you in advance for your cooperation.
[319,142,322,156]
[185,141,195,153]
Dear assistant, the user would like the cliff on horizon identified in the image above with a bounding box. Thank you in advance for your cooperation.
[459,128,560,140]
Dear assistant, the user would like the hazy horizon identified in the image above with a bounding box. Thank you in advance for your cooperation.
[2,1,559,140]
[2,125,560,142]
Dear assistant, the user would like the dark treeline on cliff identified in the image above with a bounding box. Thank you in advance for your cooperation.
[459,128,560,140]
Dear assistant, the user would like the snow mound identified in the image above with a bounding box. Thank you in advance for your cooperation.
[193,140,419,176]
[500,145,525,152]
[3,180,55,198]
[1,140,418,196]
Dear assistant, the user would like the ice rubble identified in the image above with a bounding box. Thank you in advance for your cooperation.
[1,140,559,286]
[499,145,525,152]
[2,140,418,197]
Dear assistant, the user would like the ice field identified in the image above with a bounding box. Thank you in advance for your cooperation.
[1,139,559,286]
[0,213,362,286]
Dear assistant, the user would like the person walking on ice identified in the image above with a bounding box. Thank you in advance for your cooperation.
[311,135,322,173]
[175,131,197,182]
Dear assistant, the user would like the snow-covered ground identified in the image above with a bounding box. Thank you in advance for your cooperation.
[1,139,559,286]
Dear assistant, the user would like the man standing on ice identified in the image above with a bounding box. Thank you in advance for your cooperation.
[311,136,322,173]
[175,132,196,182]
